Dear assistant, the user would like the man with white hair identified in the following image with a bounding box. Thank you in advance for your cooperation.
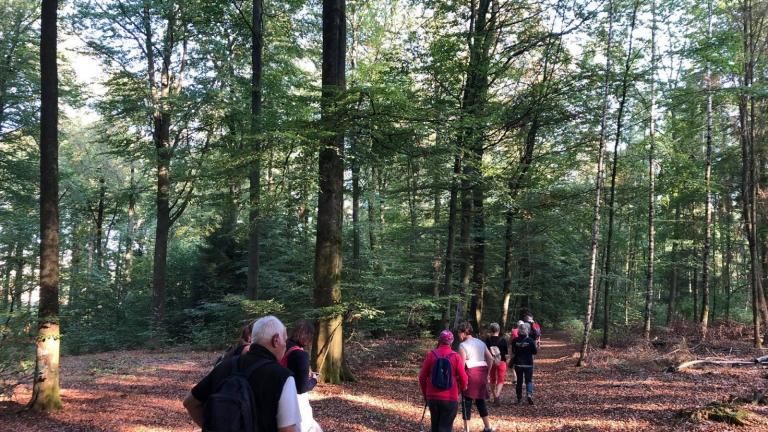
[184,316,301,432]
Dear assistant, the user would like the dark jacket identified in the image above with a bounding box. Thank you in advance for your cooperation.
[285,339,317,394]
[192,344,291,432]
[511,336,538,367]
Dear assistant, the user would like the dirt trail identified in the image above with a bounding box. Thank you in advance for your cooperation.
[312,331,768,432]
[1,332,766,431]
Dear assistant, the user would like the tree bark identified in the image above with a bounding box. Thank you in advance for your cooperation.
[441,154,461,327]
[455,172,473,328]
[432,186,441,298]
[247,0,264,300]
[723,197,733,321]
[577,0,614,367]
[463,0,495,329]
[313,0,349,384]
[145,4,178,337]
[643,0,657,342]
[94,177,106,270]
[31,0,62,411]
[0,243,13,310]
[699,0,714,338]
[740,0,763,347]
[603,0,639,347]
[11,245,24,312]
[667,206,681,325]
[407,157,418,259]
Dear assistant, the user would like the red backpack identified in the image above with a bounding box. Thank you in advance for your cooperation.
[279,345,303,368]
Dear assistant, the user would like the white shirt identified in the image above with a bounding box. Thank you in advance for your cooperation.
[277,376,302,429]
[460,336,488,369]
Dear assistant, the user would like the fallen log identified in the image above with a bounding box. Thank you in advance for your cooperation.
[668,359,760,372]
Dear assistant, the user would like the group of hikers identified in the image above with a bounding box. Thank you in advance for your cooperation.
[182,311,541,432]
[418,312,542,432]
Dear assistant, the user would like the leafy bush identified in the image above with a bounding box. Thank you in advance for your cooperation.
[0,309,35,398]
[177,294,284,350]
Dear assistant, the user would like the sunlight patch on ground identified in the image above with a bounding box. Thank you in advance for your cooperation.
[125,427,193,432]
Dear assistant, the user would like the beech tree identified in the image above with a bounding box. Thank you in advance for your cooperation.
[31,0,62,412]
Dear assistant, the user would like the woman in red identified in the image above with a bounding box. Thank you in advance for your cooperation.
[419,330,468,432]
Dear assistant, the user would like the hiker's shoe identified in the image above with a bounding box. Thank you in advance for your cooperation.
[492,398,501,407]
[516,398,522,405]
[527,396,534,405]
[482,428,493,432]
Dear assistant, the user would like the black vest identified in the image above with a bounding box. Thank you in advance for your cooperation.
[207,344,292,432]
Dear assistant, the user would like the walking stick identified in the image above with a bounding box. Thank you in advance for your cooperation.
[461,393,469,432]
[418,399,427,432]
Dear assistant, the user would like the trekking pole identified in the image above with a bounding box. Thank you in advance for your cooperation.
[461,393,469,432]
[418,399,427,432]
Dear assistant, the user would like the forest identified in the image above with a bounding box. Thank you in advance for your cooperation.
[2,0,768,430]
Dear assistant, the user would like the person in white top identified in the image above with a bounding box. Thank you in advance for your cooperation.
[457,321,495,432]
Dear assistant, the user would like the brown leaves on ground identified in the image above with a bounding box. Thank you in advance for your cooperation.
[1,330,766,431]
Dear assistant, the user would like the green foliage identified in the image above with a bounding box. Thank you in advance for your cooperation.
[177,295,284,350]
[0,309,35,398]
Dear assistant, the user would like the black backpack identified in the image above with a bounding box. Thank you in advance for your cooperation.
[203,357,270,432]
[430,350,455,390]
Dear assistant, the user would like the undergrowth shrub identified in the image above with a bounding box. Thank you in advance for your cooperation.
[176,294,284,350]
[0,309,35,399]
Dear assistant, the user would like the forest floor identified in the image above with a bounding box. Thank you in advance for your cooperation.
[1,330,767,431]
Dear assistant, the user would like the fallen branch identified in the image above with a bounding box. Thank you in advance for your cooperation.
[668,359,760,372]
[756,354,768,363]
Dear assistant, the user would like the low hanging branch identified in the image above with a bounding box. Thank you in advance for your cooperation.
[668,355,768,372]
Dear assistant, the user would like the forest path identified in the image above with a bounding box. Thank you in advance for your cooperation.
[1,331,766,431]
[312,331,768,432]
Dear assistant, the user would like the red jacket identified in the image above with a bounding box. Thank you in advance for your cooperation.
[418,344,468,402]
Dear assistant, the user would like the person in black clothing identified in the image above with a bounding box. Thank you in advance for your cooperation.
[281,320,322,432]
[183,316,301,432]
[484,322,508,406]
[282,320,318,393]
[510,322,538,405]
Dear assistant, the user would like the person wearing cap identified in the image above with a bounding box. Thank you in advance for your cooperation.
[418,330,468,432]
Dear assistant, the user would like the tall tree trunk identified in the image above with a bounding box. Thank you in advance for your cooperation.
[31,0,61,411]
[432,186,441,298]
[643,0,657,342]
[367,166,382,272]
[464,0,495,329]
[603,0,639,348]
[699,0,714,338]
[407,157,418,259]
[740,0,762,347]
[351,148,361,269]
[1,243,13,310]
[500,118,539,329]
[349,6,361,271]
[95,177,106,270]
[692,266,699,322]
[247,0,264,300]
[11,245,24,312]
[723,197,733,321]
[124,166,136,290]
[577,0,614,367]
[441,154,461,327]
[623,228,637,326]
[148,6,177,337]
[455,170,473,328]
[314,0,349,384]
[666,206,680,325]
